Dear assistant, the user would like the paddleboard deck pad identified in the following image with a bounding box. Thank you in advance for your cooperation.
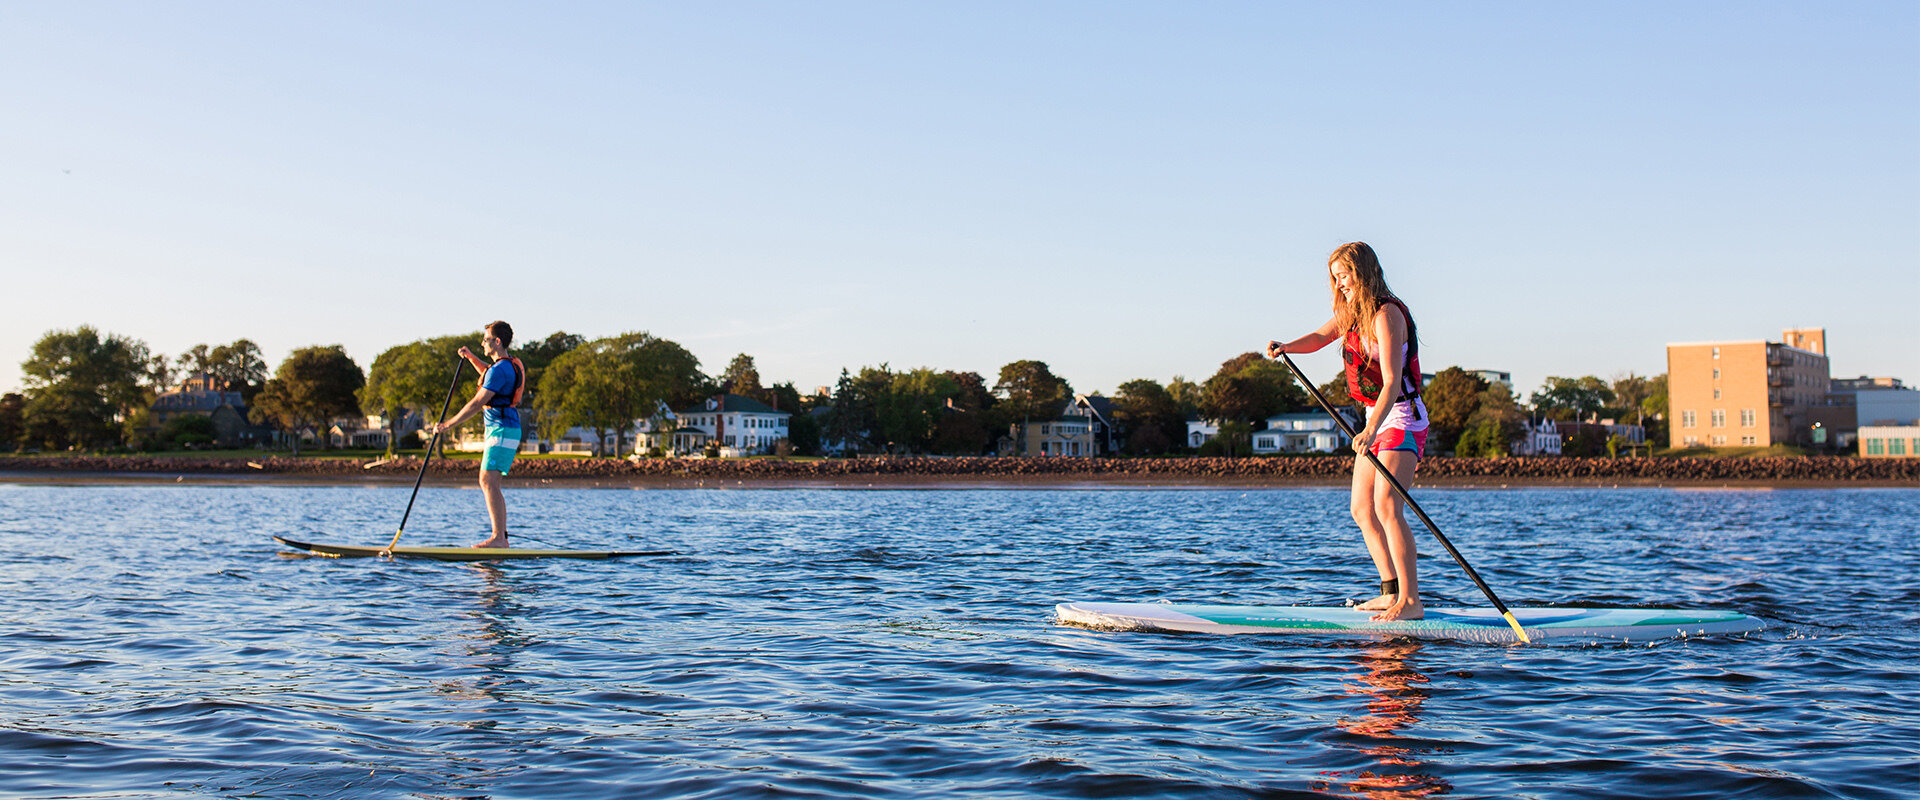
[1056,602,1763,642]
[274,536,669,561]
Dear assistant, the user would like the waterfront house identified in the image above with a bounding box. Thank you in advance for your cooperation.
[1185,416,1219,450]
[1009,413,1096,456]
[670,393,791,457]
[1250,410,1359,454]
[1062,395,1120,455]
[1514,419,1561,456]
[149,372,273,447]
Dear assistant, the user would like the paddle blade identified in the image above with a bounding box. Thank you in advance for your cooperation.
[1504,611,1533,644]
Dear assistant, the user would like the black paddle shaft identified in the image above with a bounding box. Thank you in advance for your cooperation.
[394,356,466,540]
[1276,352,1517,617]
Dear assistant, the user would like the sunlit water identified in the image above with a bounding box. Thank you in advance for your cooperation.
[1,483,1915,799]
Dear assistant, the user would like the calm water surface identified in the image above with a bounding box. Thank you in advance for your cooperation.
[1,483,1916,799]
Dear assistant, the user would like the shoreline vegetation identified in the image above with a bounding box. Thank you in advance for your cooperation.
[1,453,1913,487]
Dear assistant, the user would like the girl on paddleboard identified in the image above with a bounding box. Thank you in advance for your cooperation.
[1266,242,1429,621]
[425,320,526,548]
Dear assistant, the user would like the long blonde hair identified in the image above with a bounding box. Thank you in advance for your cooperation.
[1327,242,1397,345]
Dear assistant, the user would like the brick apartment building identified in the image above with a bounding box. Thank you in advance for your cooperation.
[1666,328,1831,449]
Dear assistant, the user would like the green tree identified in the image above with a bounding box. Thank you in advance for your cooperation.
[994,360,1073,452]
[251,345,366,456]
[929,370,993,455]
[722,353,763,394]
[1423,367,1489,455]
[518,331,587,378]
[145,354,177,395]
[785,402,823,455]
[536,332,704,457]
[0,392,25,450]
[1530,376,1614,422]
[876,368,959,453]
[507,330,585,446]
[759,381,802,414]
[1166,376,1203,417]
[359,334,479,456]
[1200,352,1305,425]
[1455,418,1507,458]
[160,414,219,448]
[1113,378,1184,455]
[1313,377,1359,408]
[1462,382,1526,457]
[1199,420,1253,457]
[822,369,871,455]
[175,344,214,378]
[207,339,269,403]
[19,326,152,450]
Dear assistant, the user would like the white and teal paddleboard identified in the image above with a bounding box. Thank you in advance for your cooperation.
[1056,602,1763,643]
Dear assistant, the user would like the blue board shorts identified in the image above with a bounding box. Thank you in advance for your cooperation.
[481,426,521,475]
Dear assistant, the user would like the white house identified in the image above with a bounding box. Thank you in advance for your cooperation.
[663,393,791,457]
[1250,411,1358,454]
[1185,416,1219,450]
[1514,419,1562,456]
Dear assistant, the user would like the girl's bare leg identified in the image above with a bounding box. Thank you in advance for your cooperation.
[1371,450,1423,621]
[1351,457,1396,611]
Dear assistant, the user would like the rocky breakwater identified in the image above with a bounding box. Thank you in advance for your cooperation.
[4,454,1916,484]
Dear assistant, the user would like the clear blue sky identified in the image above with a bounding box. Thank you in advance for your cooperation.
[3,3,1915,401]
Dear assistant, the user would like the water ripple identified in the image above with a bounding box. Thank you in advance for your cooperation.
[0,485,1914,798]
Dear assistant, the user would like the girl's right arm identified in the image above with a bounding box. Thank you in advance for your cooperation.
[1266,317,1343,357]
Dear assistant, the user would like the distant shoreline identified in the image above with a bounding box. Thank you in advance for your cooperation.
[1,454,1913,489]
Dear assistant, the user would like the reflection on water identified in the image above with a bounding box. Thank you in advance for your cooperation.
[1330,640,1451,799]
[440,564,525,703]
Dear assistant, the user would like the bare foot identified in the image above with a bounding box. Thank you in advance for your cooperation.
[473,535,509,549]
[1357,593,1394,611]
[1372,597,1425,621]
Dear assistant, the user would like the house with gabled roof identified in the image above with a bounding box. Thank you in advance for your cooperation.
[655,393,791,457]
[1005,394,1118,457]
[1250,410,1359,454]
[149,372,273,447]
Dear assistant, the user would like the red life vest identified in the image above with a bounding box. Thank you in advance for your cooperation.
[1343,297,1423,411]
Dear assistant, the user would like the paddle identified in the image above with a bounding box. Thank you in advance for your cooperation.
[382,355,467,556]
[1275,352,1532,643]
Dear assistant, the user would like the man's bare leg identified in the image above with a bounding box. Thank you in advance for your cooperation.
[475,470,508,548]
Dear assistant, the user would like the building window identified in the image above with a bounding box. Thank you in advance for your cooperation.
[1712,435,1726,446]
[1893,439,1908,456]
[1866,438,1884,456]
[1682,410,1696,428]
[1711,410,1725,428]
[1740,409,1755,427]
[1684,435,1699,446]
[1712,368,1720,380]
[1741,436,1755,445]
[1713,388,1721,400]
[1712,347,1720,358]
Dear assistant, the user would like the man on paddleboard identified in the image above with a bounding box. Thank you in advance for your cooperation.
[1266,242,1429,621]
[425,321,526,548]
